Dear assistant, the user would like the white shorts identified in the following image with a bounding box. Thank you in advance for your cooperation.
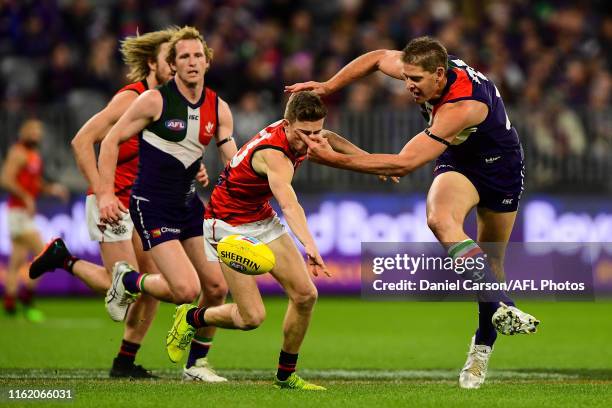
[86,194,134,242]
[203,216,286,261]
[7,208,38,238]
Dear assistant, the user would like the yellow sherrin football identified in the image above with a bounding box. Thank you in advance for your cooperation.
[217,234,275,275]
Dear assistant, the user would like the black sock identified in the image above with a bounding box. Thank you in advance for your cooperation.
[3,294,16,313]
[18,287,34,307]
[64,256,79,275]
[186,307,208,328]
[474,302,498,347]
[276,350,298,381]
[116,339,140,365]
[121,271,141,293]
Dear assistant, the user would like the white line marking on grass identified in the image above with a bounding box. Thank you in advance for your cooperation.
[0,369,582,381]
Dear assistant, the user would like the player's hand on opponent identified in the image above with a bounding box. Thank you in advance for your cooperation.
[97,193,127,225]
[299,134,336,165]
[284,81,330,96]
[304,244,331,277]
[196,163,209,187]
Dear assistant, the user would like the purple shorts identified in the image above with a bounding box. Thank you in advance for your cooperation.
[130,194,204,251]
[433,148,524,212]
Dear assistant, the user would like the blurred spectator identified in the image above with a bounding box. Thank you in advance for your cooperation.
[232,92,274,144]
[0,0,609,191]
[38,43,78,104]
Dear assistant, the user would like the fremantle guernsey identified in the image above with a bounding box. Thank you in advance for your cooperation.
[425,56,525,212]
[205,120,305,226]
[131,79,218,206]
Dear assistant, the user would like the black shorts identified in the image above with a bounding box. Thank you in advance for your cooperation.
[433,148,524,212]
[130,195,204,251]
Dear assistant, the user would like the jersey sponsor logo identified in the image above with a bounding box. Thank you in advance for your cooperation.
[502,198,514,205]
[189,114,199,120]
[150,226,182,238]
[485,156,501,164]
[165,119,186,131]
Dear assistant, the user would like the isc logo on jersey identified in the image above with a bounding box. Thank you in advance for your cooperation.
[217,234,275,275]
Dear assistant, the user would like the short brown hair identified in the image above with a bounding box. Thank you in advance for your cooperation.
[166,26,214,69]
[401,36,448,73]
[284,91,328,123]
[120,27,178,82]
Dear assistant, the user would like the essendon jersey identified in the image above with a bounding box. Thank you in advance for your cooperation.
[7,143,43,209]
[205,120,305,226]
[86,80,147,207]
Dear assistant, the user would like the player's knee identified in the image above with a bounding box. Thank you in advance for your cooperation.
[290,286,318,311]
[172,286,200,304]
[427,213,458,238]
[241,309,266,330]
[201,281,228,306]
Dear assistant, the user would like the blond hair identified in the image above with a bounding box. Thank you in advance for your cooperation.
[166,26,214,69]
[120,27,179,82]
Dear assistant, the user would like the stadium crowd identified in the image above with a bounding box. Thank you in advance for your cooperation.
[0,0,610,190]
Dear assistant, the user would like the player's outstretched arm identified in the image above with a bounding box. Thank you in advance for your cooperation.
[322,130,400,183]
[253,149,330,277]
[285,50,404,96]
[71,91,139,194]
[322,130,368,155]
[215,97,238,164]
[98,90,162,223]
[300,101,487,177]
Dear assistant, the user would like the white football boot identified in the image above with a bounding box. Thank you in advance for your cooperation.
[459,336,493,389]
[183,358,228,382]
[492,302,540,335]
[105,261,139,322]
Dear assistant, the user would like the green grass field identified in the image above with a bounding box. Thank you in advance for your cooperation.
[1,298,611,407]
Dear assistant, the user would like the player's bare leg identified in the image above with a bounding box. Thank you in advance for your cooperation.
[99,235,158,378]
[201,263,266,330]
[427,172,538,389]
[3,238,28,316]
[476,207,517,281]
[426,172,479,244]
[30,237,109,292]
[266,234,323,390]
[8,231,45,321]
[181,236,228,382]
[110,240,187,307]
[267,234,318,354]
